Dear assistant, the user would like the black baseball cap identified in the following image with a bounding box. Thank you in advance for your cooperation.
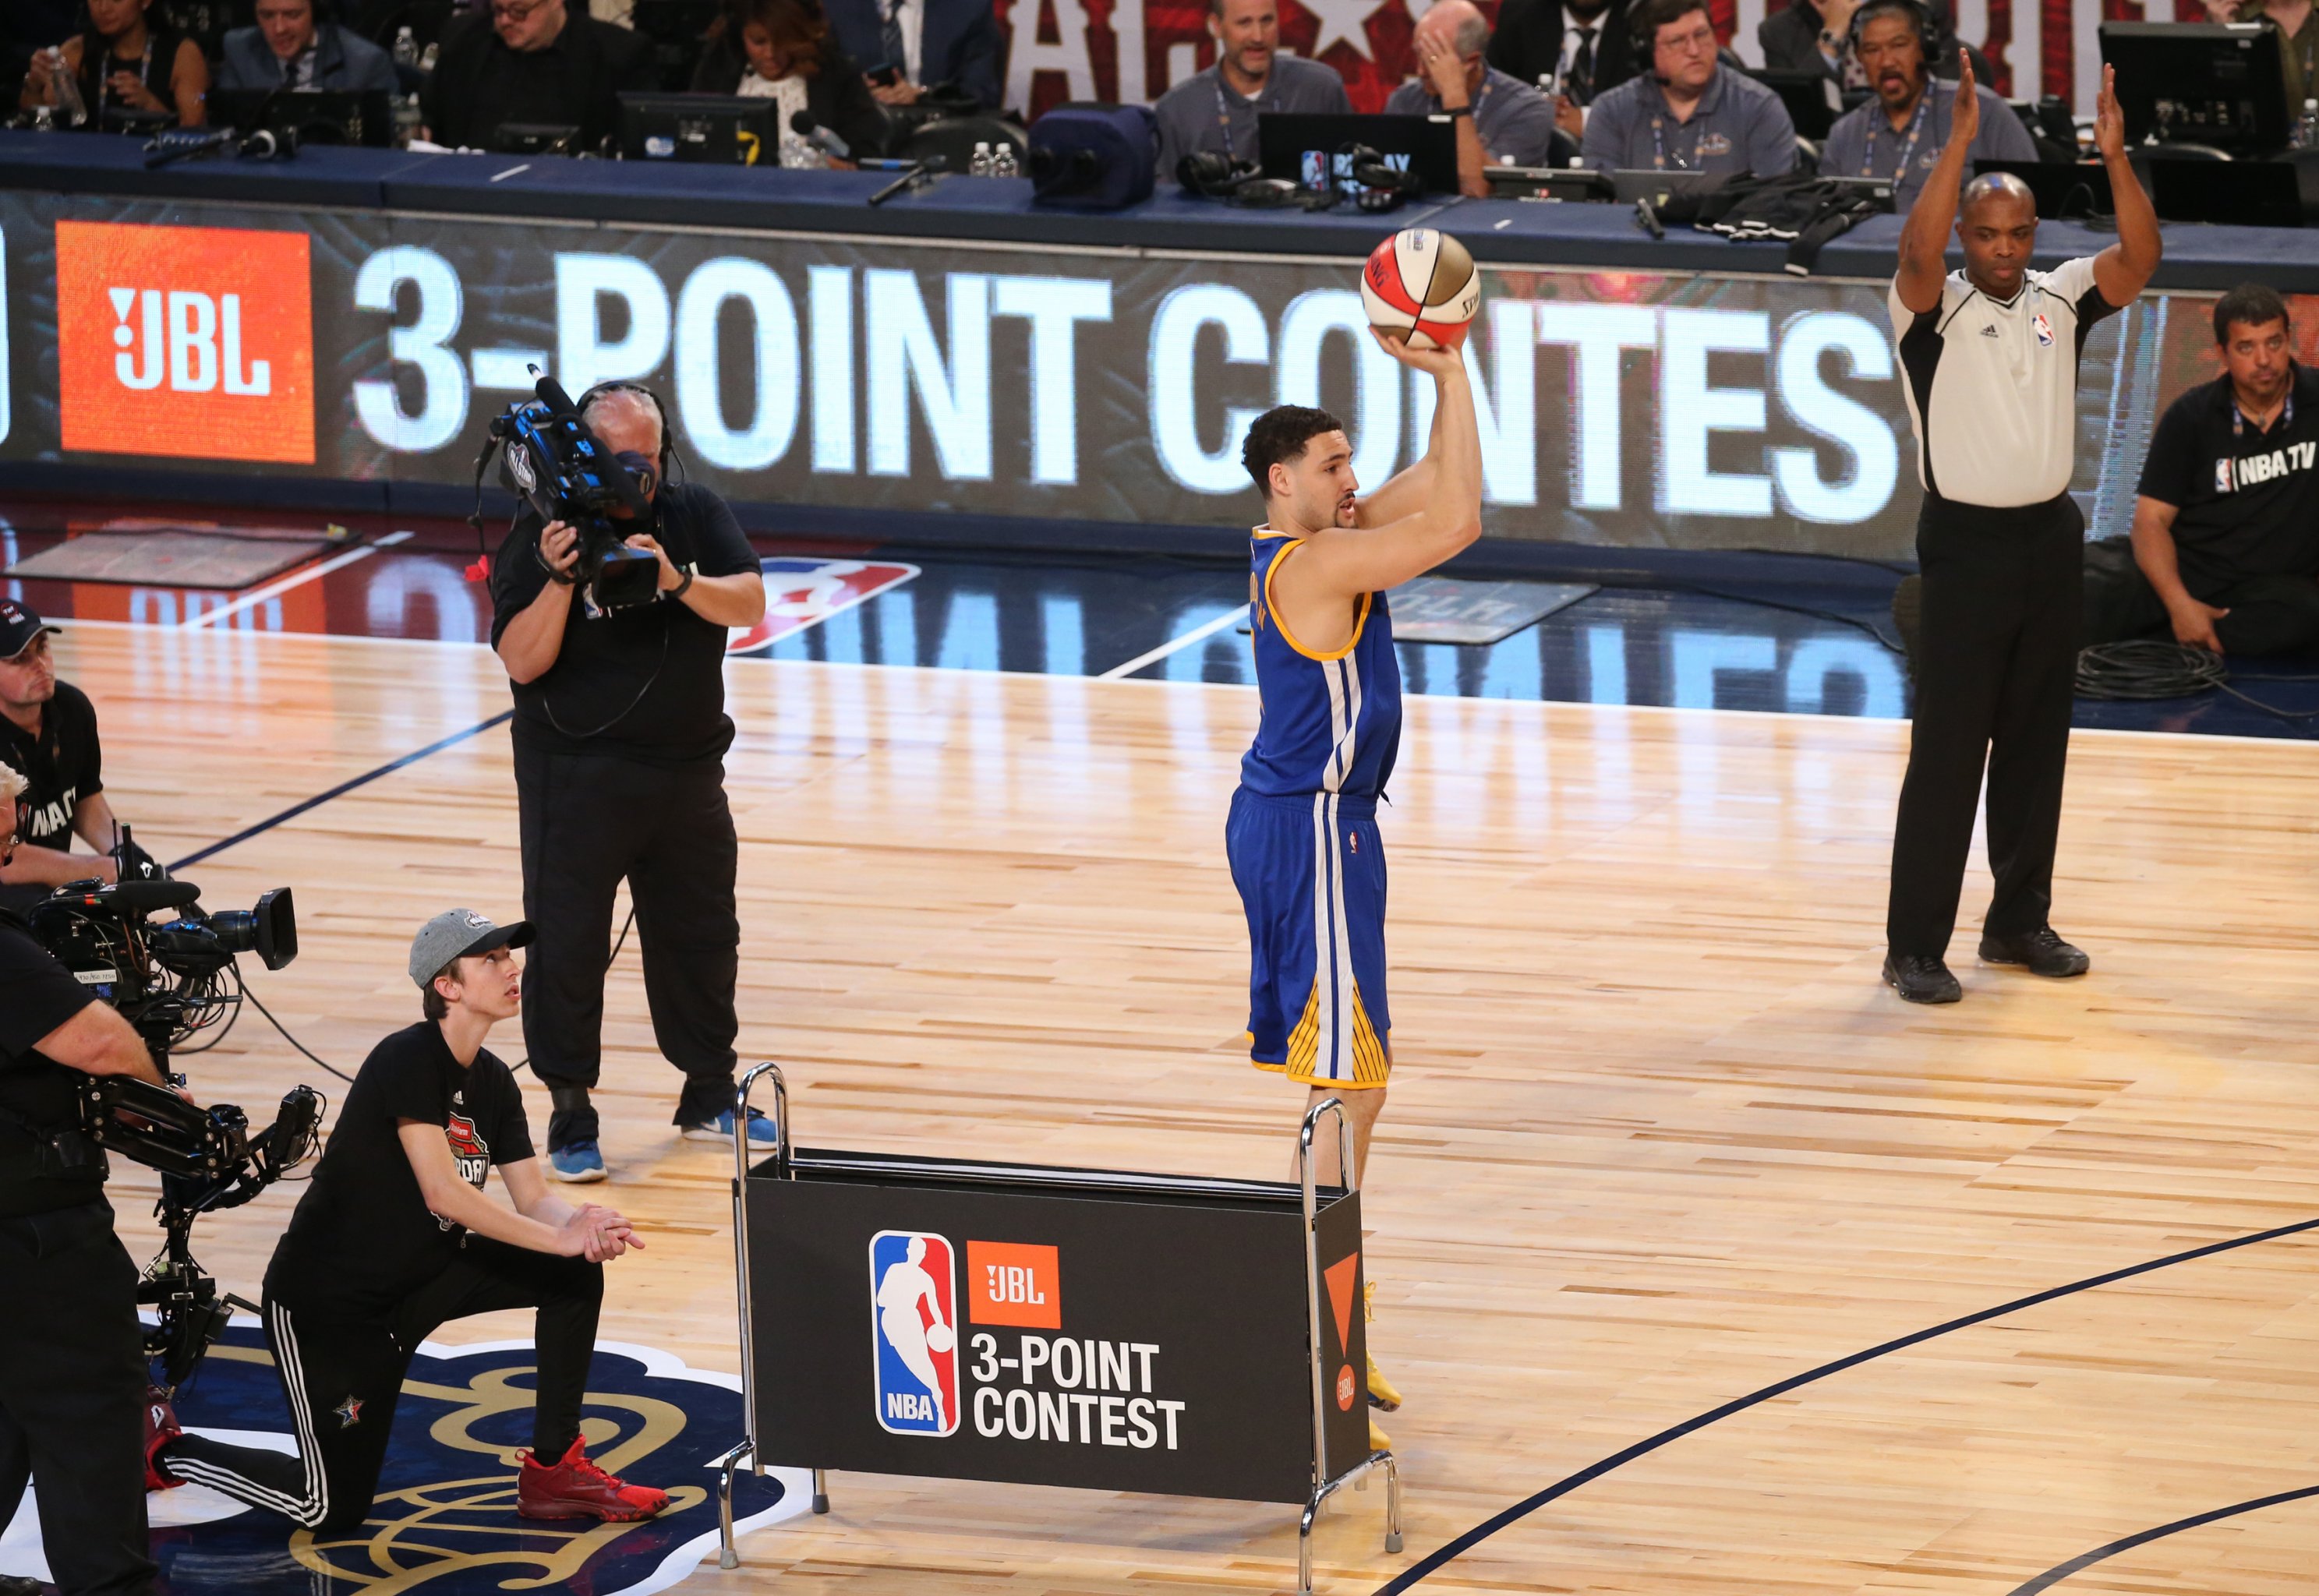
[0,601,57,661]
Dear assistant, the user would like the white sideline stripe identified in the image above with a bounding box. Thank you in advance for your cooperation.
[1097,604,1250,680]
[180,533,412,630]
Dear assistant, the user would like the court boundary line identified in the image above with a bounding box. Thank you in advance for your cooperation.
[1371,1213,2319,1596]
[180,531,411,630]
[1097,604,1250,680]
[2005,1483,2319,1594]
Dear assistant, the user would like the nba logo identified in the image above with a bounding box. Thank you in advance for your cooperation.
[2033,312,2055,348]
[2217,458,2235,494]
[869,1231,960,1437]
[1300,150,1327,192]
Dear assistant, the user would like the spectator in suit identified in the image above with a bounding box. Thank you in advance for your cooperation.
[1818,2,2031,208]
[217,0,401,91]
[1581,0,1796,173]
[821,0,1001,110]
[1758,0,1990,92]
[1385,0,1559,192]
[421,0,655,150]
[1153,0,1351,183]
[1486,0,1637,143]
[691,0,888,163]
[16,0,208,127]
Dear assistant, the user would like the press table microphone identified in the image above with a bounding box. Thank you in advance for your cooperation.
[790,110,850,161]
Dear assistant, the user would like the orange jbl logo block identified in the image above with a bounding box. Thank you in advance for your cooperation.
[55,220,316,464]
[965,1241,1062,1329]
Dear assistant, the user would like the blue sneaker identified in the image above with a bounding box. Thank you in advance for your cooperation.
[679,1107,776,1146]
[547,1141,608,1182]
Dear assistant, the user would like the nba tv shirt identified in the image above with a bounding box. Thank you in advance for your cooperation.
[2136,363,2319,592]
[1891,259,2121,508]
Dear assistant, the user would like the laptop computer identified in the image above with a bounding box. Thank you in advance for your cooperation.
[1257,113,1461,198]
[1974,158,2115,217]
[2150,159,2304,228]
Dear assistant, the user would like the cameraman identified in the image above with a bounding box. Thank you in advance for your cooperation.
[0,764,168,1596]
[0,602,143,911]
[489,383,768,1182]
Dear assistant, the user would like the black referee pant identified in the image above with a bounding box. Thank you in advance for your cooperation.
[0,1199,154,1596]
[163,1242,603,1535]
[1888,490,2084,960]
[513,740,741,1150]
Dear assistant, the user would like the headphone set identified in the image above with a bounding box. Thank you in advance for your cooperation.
[1844,0,1946,58]
[576,380,681,493]
[1176,151,1324,208]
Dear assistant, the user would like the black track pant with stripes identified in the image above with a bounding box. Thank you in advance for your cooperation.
[1887,490,2084,959]
[163,1241,602,1534]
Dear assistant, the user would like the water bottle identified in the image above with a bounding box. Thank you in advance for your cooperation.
[968,141,992,178]
[989,141,1018,178]
[2295,97,2319,150]
[418,40,439,72]
[393,25,418,67]
[50,47,87,127]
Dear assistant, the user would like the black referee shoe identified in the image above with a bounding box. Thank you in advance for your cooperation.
[1978,926,2090,978]
[1883,952,1961,1004]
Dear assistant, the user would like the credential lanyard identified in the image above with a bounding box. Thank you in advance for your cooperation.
[1214,76,1265,161]
[1861,89,1931,182]
[1649,112,1688,171]
[2232,383,2296,441]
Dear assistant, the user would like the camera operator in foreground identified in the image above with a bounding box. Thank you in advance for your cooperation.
[154,909,670,1528]
[489,383,769,1182]
[0,601,152,911]
[0,762,170,1596]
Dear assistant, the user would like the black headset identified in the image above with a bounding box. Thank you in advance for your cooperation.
[576,380,678,486]
[1178,150,1260,196]
[1629,0,1712,83]
[1846,0,1944,56]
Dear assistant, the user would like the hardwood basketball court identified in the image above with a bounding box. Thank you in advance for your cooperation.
[65,613,2319,1596]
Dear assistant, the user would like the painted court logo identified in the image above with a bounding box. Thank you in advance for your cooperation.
[54,220,316,464]
[726,557,919,655]
[870,1231,960,1436]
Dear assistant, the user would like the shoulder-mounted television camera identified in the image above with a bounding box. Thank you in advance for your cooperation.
[19,860,323,1391]
[474,369,663,613]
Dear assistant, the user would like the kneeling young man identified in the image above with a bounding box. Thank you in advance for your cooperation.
[1228,330,1482,1453]
[155,910,666,1531]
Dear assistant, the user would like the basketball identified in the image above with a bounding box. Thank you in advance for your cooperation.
[926,1322,956,1354]
[1359,228,1482,351]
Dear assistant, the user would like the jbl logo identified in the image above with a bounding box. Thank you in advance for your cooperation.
[57,221,314,464]
[966,1240,1062,1329]
[108,288,272,395]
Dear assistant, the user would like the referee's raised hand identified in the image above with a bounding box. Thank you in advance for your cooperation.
[1946,49,1978,148]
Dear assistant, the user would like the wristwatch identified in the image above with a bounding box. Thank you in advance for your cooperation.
[1444,103,1474,118]
[670,561,698,600]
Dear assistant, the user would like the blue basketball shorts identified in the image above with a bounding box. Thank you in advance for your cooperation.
[1225,786,1391,1089]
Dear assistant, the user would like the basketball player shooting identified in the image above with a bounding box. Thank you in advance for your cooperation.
[1230,322,1483,1453]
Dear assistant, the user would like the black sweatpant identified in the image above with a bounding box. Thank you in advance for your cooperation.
[513,739,741,1149]
[2080,535,2319,656]
[1888,491,2084,960]
[163,1241,603,1535]
[0,1199,154,1596]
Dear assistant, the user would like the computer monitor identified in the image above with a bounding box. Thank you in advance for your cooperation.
[1608,168,1727,207]
[617,93,779,164]
[1257,113,1461,198]
[209,88,395,148]
[2098,22,2291,154]
[1974,157,2115,218]
[2150,158,2304,228]
[1745,68,1840,140]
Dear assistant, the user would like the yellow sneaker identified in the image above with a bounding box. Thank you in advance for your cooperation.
[1368,1414,1391,1453]
[1363,1280,1402,1411]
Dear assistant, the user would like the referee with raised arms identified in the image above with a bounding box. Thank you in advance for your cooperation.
[1882,55,2158,1004]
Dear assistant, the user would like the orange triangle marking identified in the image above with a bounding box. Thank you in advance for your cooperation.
[1324,1255,1359,1356]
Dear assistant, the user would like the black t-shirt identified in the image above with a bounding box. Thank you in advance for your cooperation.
[267,1021,535,1315]
[0,682,103,851]
[488,483,758,766]
[0,920,106,1216]
[2137,364,2319,595]
[420,10,653,150]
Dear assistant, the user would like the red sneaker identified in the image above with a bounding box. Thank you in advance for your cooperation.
[516,1438,670,1523]
[143,1386,183,1492]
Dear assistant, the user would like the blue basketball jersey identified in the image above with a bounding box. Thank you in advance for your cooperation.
[1239,528,1402,800]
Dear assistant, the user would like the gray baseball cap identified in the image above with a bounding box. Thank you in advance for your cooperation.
[408,909,534,988]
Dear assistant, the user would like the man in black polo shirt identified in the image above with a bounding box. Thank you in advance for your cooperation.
[0,763,172,1596]
[0,602,139,912]
[2084,283,2319,657]
[420,0,652,153]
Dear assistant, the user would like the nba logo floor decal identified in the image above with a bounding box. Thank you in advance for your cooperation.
[0,1323,808,1594]
[726,558,917,656]
[870,1231,960,1437]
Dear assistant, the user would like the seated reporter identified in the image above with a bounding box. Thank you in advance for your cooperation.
[1818,0,2030,213]
[2085,283,2319,658]
[691,0,886,166]
[16,0,207,128]
[1759,0,1991,91]
[821,0,1002,111]
[420,0,653,151]
[1384,0,1559,195]
[0,763,173,1596]
[217,0,399,93]
[0,603,141,912]
[490,385,767,1181]
[155,910,670,1528]
[1154,0,1351,185]
[1580,0,1794,175]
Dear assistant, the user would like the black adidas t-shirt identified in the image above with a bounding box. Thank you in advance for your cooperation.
[2138,365,2319,593]
[0,681,103,849]
[267,1021,534,1316]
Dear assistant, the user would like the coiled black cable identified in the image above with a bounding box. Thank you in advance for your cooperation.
[2076,639,2319,722]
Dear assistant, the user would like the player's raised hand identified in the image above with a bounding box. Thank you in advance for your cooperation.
[1368,326,1468,379]
[2093,62,2126,161]
[1947,49,1978,147]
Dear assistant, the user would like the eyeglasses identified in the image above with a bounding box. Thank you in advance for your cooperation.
[490,0,552,21]
[1659,23,1718,55]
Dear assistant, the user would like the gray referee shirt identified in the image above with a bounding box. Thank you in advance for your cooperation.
[1891,259,2123,507]
[1579,65,1797,175]
[1154,55,1353,184]
[1381,66,1560,167]
[1820,79,2037,214]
